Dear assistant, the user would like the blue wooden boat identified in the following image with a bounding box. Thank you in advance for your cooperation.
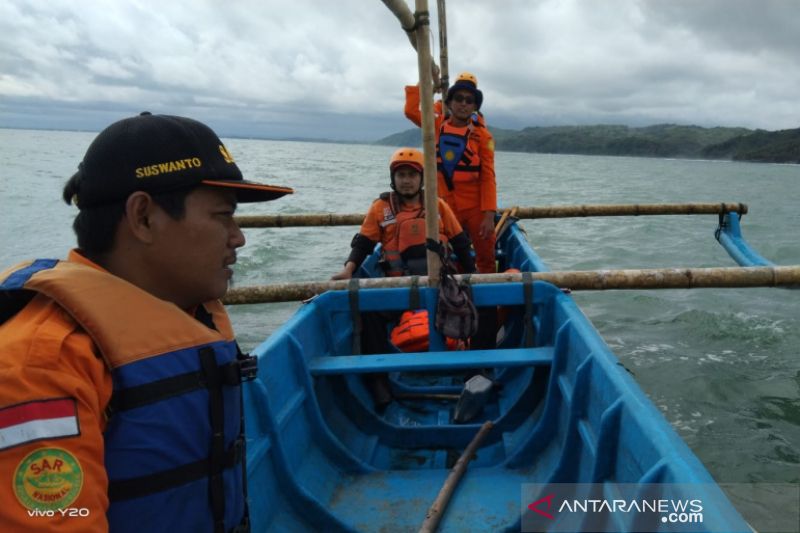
[241,215,756,532]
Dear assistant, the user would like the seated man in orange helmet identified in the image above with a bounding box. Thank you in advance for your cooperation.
[404,71,497,274]
[331,147,476,409]
[332,147,475,282]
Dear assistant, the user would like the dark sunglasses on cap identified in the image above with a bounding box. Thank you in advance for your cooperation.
[452,94,475,105]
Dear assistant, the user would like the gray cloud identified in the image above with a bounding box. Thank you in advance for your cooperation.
[1,0,798,140]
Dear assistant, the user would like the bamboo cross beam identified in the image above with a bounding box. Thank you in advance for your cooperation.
[234,202,748,228]
[236,213,365,228]
[223,265,800,305]
[513,202,748,219]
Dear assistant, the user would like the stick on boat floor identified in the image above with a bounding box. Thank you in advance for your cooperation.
[418,420,495,533]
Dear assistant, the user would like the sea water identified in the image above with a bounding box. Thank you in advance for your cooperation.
[1,127,798,527]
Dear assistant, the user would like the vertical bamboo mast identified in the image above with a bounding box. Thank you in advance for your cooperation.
[436,0,449,116]
[414,0,441,285]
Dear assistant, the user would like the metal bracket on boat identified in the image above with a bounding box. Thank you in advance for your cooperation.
[715,203,730,241]
[714,202,746,241]
[223,355,259,384]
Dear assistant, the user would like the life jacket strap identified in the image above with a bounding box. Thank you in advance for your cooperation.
[409,276,420,309]
[108,356,257,414]
[199,346,227,533]
[108,435,244,501]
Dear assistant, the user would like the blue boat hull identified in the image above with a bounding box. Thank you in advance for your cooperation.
[243,222,750,531]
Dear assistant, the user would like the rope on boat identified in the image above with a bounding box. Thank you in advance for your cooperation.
[234,202,748,228]
[222,265,800,304]
[418,420,494,533]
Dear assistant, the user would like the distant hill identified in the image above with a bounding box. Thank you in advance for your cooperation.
[376,128,422,147]
[701,128,800,163]
[375,123,799,163]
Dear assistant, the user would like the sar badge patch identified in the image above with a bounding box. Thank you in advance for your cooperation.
[14,447,83,511]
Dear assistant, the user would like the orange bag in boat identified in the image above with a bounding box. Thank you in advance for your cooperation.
[391,310,430,352]
[390,310,460,352]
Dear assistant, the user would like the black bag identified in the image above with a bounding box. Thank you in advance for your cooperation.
[434,264,478,340]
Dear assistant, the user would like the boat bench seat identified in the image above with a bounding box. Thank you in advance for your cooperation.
[308,346,553,375]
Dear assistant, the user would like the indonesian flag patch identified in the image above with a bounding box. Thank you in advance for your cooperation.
[0,398,80,450]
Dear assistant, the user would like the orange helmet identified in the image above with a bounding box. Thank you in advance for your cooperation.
[455,71,478,88]
[389,147,424,176]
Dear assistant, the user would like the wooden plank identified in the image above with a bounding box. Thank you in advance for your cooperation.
[308,346,554,375]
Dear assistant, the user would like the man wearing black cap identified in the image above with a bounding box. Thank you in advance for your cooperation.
[404,71,497,274]
[0,112,292,531]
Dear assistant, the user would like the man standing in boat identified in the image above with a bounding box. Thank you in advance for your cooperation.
[331,147,476,410]
[404,71,498,274]
[0,112,292,531]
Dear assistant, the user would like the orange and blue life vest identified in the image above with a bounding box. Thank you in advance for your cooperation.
[437,117,483,191]
[0,259,250,533]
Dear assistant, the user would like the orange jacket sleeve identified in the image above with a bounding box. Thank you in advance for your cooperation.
[0,295,112,532]
[358,199,386,244]
[476,126,497,212]
[404,85,422,127]
[404,85,444,133]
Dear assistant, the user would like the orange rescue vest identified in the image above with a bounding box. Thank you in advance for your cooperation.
[390,310,462,352]
[380,192,447,277]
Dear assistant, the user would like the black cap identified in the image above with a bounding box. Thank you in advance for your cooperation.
[69,112,293,209]
[445,80,484,110]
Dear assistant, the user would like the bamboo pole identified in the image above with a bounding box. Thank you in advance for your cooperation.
[222,265,800,305]
[236,213,364,228]
[414,0,442,285]
[381,0,420,50]
[514,202,748,219]
[436,0,449,102]
[381,0,441,76]
[234,202,748,228]
[418,421,494,533]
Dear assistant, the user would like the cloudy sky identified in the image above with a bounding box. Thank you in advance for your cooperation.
[1,0,798,141]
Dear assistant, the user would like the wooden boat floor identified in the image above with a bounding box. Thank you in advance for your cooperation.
[327,466,533,532]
